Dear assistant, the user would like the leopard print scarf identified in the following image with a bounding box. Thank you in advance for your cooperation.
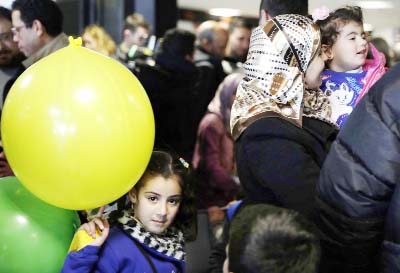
[118,210,185,261]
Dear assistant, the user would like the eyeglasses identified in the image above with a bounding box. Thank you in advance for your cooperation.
[0,31,13,41]
[11,25,27,35]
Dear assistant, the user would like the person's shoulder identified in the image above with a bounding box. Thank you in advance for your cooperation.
[367,64,400,106]
[102,226,133,249]
[200,113,224,128]
[96,227,140,271]
[106,226,128,240]
[101,227,141,259]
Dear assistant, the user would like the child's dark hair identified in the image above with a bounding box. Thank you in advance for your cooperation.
[316,6,364,47]
[229,204,320,273]
[110,150,197,240]
[136,151,196,238]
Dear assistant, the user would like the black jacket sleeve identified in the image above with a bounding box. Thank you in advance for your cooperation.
[316,64,400,273]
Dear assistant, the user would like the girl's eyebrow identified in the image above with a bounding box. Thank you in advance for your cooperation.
[168,195,182,198]
[144,191,161,196]
[345,31,360,36]
[144,192,182,198]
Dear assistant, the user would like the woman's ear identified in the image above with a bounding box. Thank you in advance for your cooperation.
[128,189,137,204]
[321,44,333,60]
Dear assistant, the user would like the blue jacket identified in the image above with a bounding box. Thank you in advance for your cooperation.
[315,63,400,273]
[61,227,185,273]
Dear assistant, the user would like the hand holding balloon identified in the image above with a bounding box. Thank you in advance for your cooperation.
[79,217,110,247]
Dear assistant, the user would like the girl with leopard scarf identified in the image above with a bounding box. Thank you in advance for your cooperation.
[62,151,196,273]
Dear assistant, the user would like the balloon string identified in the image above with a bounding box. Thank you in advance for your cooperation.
[68,36,82,47]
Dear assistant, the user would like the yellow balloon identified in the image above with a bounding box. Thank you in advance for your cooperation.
[1,41,154,210]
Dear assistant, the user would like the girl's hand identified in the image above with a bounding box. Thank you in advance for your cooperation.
[79,217,110,247]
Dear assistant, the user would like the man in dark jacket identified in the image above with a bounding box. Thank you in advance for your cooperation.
[193,21,228,131]
[133,28,199,161]
[316,64,400,273]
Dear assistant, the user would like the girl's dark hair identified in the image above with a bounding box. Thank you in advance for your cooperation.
[136,150,197,239]
[316,6,364,47]
[111,150,197,241]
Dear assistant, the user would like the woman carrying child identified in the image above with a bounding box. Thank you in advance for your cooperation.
[231,14,338,220]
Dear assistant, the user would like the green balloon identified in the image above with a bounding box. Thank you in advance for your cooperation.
[0,176,80,273]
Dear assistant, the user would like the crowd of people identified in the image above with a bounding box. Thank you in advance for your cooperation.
[1,0,400,272]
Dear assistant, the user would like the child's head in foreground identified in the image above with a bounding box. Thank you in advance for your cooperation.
[225,204,320,273]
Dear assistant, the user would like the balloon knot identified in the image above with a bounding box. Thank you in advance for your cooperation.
[68,36,82,47]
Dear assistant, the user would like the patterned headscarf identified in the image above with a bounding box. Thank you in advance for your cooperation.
[230,14,333,140]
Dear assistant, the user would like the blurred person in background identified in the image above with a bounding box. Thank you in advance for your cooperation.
[222,19,251,75]
[192,73,243,210]
[193,20,228,141]
[192,73,243,245]
[370,37,394,68]
[82,24,116,57]
[133,28,199,162]
[117,13,150,66]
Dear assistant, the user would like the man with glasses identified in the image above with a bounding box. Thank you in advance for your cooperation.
[3,0,68,101]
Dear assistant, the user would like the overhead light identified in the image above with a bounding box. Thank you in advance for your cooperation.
[356,1,393,9]
[209,8,241,17]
